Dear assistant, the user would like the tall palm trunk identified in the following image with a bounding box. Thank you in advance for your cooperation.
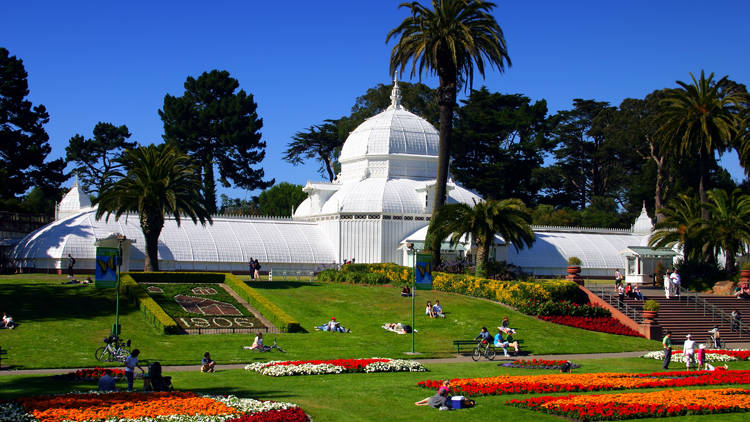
[474,237,490,278]
[141,211,165,272]
[698,147,709,220]
[429,66,458,265]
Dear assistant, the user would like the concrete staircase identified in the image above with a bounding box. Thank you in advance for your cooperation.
[593,285,750,345]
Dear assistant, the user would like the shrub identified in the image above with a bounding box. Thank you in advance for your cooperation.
[567,256,582,266]
[643,299,660,312]
[316,263,412,286]
[225,274,302,333]
[121,274,180,334]
[127,272,225,283]
[432,272,582,308]
[516,300,610,317]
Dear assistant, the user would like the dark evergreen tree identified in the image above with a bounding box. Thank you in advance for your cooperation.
[0,47,66,204]
[451,87,551,204]
[258,183,307,217]
[65,122,137,195]
[284,121,342,182]
[160,70,273,214]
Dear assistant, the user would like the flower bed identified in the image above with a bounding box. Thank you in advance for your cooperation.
[418,370,750,396]
[508,388,750,421]
[245,358,426,376]
[538,315,643,337]
[53,367,126,381]
[501,359,580,370]
[1,391,308,422]
[641,349,750,362]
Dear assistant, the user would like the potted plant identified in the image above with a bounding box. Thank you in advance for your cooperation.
[642,299,660,322]
[566,256,583,285]
[740,262,750,285]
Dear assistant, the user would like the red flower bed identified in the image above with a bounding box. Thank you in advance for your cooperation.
[55,367,125,381]
[539,315,642,337]
[227,407,310,422]
[507,388,750,421]
[264,359,390,370]
[419,370,750,396]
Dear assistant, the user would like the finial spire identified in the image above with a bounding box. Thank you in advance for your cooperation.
[389,74,402,110]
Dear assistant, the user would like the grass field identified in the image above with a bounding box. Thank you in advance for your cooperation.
[2,273,746,421]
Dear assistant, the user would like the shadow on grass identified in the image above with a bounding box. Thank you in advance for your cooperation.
[0,375,79,399]
[184,387,298,400]
[0,283,121,322]
[249,281,322,290]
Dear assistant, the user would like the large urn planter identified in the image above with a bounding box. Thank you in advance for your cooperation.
[642,310,658,322]
[642,300,660,323]
[566,265,584,285]
[740,269,750,285]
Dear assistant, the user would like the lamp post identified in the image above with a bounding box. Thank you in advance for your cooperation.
[408,242,416,354]
[113,234,126,339]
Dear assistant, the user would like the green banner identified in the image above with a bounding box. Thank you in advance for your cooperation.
[95,247,119,288]
[415,253,433,290]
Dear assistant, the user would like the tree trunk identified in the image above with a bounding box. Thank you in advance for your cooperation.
[475,238,490,278]
[203,159,217,215]
[698,148,709,220]
[726,247,737,276]
[324,156,335,182]
[140,211,165,272]
[427,72,457,266]
[648,137,666,223]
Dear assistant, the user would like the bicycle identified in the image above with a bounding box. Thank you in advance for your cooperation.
[471,340,496,361]
[251,338,286,353]
[95,336,131,362]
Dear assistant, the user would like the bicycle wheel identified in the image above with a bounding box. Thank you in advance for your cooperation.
[95,346,108,361]
[486,348,496,360]
[471,347,481,361]
[116,347,130,362]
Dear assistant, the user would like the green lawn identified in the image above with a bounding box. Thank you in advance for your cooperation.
[0,274,659,369]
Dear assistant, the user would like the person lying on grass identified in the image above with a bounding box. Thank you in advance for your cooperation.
[415,380,451,409]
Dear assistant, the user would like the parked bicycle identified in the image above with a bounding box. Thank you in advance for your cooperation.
[95,336,131,362]
[471,340,496,361]
[255,338,286,353]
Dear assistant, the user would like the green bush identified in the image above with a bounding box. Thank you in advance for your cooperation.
[516,299,610,317]
[643,299,660,312]
[316,263,413,286]
[567,256,582,266]
[121,274,181,334]
[225,274,302,333]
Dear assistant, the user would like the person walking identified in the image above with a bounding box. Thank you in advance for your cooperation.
[124,349,144,391]
[731,309,742,332]
[67,254,76,278]
[663,270,672,299]
[614,268,623,288]
[662,331,672,369]
[683,334,695,370]
[248,258,255,280]
[670,269,681,297]
[709,326,722,349]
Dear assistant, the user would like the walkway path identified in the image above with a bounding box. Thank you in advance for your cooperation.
[0,350,660,376]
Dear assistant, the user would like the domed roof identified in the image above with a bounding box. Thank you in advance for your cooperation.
[293,178,480,217]
[337,80,439,182]
[58,180,91,211]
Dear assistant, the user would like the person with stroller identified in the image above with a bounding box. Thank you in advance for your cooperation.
[123,349,144,392]
[147,361,172,391]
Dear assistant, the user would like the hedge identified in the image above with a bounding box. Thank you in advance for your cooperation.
[225,274,302,333]
[126,272,225,284]
[316,263,413,285]
[515,299,610,317]
[121,274,181,334]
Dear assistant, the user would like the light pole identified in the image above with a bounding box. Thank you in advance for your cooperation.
[408,243,416,354]
[113,234,125,339]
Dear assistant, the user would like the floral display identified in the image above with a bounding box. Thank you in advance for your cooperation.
[245,358,425,376]
[419,370,750,396]
[1,391,309,422]
[641,349,750,362]
[538,315,643,337]
[54,367,125,381]
[508,388,750,421]
[501,359,580,370]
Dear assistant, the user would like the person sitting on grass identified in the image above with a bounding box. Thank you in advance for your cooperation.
[201,352,215,372]
[98,369,117,392]
[432,300,446,318]
[401,285,411,297]
[315,317,350,333]
[249,332,264,350]
[1,312,14,329]
[415,380,451,410]
[425,301,435,318]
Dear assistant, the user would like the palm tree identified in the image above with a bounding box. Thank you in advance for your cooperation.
[658,71,748,219]
[427,198,534,277]
[95,144,212,271]
[701,188,750,275]
[387,0,511,263]
[648,193,704,262]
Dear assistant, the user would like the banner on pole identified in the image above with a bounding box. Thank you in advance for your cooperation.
[95,247,119,288]
[415,253,433,290]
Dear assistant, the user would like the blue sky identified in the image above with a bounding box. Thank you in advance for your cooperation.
[3,1,749,200]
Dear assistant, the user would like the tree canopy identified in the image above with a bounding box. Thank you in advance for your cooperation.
[65,122,137,195]
[95,143,211,271]
[258,182,307,217]
[160,70,273,214]
[0,47,66,205]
